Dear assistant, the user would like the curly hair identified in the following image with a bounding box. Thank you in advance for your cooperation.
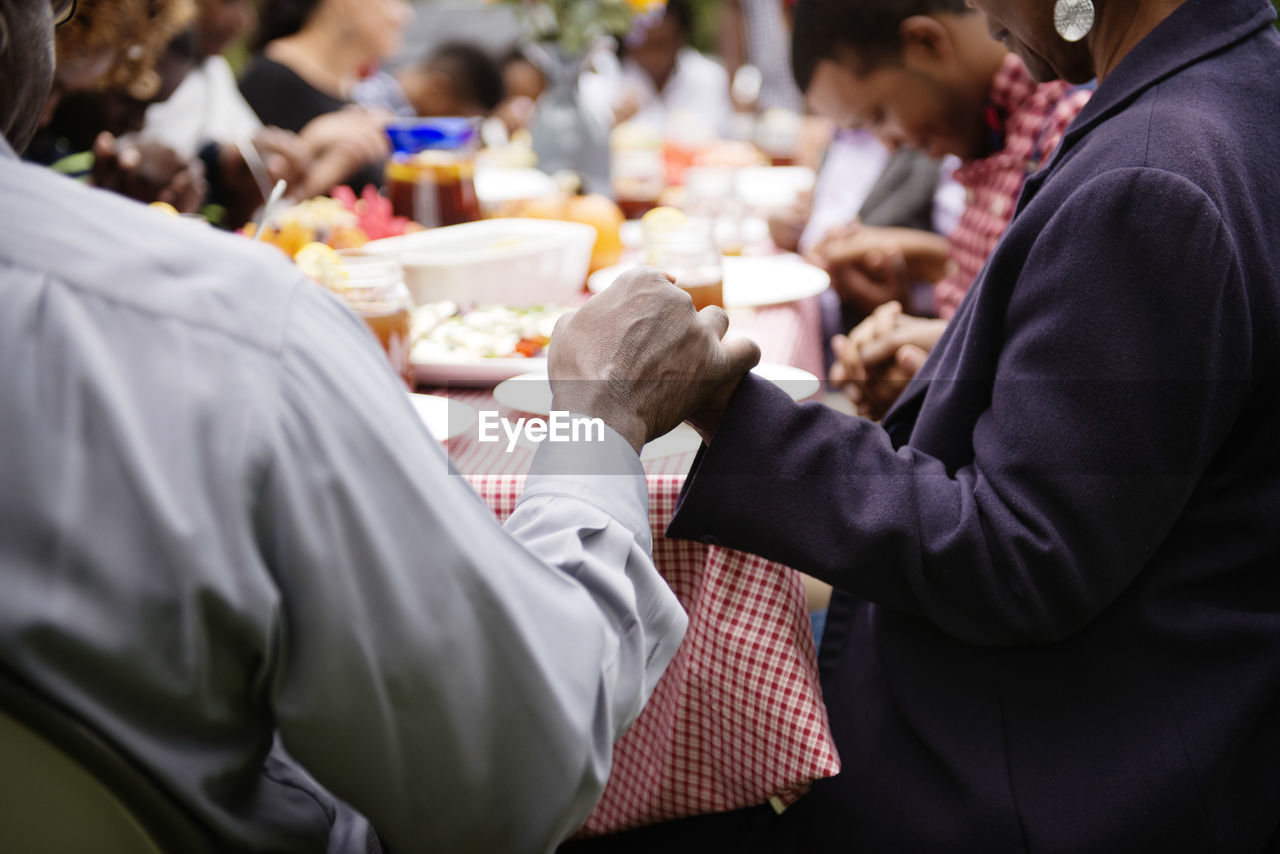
[56,0,195,99]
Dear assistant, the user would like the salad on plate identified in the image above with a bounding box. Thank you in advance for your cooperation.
[410,302,569,364]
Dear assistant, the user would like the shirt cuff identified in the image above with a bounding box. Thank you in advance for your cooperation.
[520,418,651,549]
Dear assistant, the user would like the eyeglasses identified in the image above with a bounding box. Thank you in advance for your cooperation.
[53,0,78,27]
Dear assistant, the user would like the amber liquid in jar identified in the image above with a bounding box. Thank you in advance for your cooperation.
[387,153,481,229]
[359,302,415,389]
[676,273,725,311]
[617,196,660,220]
[331,252,417,389]
[612,148,665,221]
[646,219,725,311]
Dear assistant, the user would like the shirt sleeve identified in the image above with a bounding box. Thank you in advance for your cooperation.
[669,167,1251,646]
[254,282,686,852]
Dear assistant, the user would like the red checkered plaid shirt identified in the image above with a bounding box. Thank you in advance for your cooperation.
[934,55,1091,320]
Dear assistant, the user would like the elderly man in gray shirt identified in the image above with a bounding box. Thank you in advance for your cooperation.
[0,1,760,851]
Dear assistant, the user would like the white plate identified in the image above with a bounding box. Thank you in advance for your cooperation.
[413,356,544,388]
[587,254,829,308]
[493,362,822,416]
[408,393,478,441]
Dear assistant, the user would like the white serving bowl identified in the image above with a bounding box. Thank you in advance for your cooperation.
[364,218,596,307]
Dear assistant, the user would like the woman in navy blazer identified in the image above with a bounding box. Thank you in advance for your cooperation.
[560,0,1280,850]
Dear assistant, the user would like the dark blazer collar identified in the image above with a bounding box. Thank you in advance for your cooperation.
[1062,0,1276,148]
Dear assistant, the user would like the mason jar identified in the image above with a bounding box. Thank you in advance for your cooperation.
[334,251,416,389]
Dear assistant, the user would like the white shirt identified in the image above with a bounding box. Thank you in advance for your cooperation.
[144,55,264,158]
[616,47,732,139]
[799,130,893,255]
[799,130,965,254]
[0,140,686,853]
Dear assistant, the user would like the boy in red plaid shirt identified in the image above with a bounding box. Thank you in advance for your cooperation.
[793,0,1089,419]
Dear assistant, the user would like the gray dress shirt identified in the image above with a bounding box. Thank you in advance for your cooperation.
[0,139,686,853]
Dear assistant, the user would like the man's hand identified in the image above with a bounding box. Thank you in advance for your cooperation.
[548,268,761,453]
[830,301,945,420]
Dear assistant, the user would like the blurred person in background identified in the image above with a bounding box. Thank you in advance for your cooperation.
[791,0,1088,419]
[143,0,322,217]
[240,0,414,192]
[795,131,961,263]
[39,0,135,126]
[33,0,304,225]
[606,0,731,137]
[495,46,546,132]
[50,0,196,113]
[145,0,380,218]
[769,125,963,379]
[27,0,212,213]
[144,0,264,153]
[31,27,208,211]
[355,41,505,119]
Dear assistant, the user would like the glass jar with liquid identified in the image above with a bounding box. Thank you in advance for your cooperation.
[644,218,725,311]
[385,118,482,229]
[334,251,415,388]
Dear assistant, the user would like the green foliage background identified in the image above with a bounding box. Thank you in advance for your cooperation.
[688,0,721,53]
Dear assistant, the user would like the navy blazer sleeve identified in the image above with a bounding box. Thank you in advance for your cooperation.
[669,167,1252,646]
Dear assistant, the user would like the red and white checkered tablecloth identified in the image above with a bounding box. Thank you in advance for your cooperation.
[426,295,840,836]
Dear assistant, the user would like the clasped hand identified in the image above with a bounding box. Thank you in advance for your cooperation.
[830,301,946,421]
[810,222,910,317]
[548,268,761,453]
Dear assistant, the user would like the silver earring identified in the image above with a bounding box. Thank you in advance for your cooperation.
[1053,0,1095,42]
